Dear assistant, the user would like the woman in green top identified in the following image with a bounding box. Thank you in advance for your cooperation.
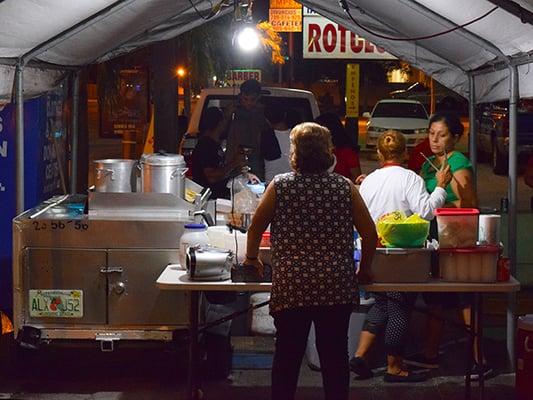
[420,112,477,208]
[407,113,492,379]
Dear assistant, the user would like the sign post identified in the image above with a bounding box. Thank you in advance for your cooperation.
[345,64,360,148]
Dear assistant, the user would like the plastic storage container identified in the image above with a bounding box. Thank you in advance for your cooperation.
[434,208,479,248]
[179,223,209,268]
[439,246,499,282]
[371,247,432,283]
[260,232,271,248]
[516,315,533,400]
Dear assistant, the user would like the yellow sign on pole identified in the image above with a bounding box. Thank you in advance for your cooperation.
[345,64,360,117]
[269,8,302,32]
[270,0,301,9]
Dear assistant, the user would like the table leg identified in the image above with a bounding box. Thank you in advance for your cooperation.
[465,296,475,400]
[507,291,517,371]
[188,291,200,400]
[476,293,485,400]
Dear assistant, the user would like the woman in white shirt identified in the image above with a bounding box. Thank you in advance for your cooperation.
[350,130,451,382]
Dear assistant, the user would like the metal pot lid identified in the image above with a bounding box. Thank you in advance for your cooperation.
[94,159,137,165]
[140,152,185,167]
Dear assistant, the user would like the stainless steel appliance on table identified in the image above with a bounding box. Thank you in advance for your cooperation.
[13,185,210,351]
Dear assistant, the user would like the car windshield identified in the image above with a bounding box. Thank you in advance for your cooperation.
[203,95,314,123]
[372,102,428,119]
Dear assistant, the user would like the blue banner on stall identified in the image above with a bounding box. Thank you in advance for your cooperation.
[0,90,65,310]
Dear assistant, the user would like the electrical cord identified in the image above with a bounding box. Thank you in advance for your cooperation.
[338,0,498,42]
[187,0,226,20]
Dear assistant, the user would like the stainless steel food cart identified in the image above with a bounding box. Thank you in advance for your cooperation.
[12,189,210,351]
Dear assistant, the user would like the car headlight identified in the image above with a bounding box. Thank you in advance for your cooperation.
[414,128,428,134]
[369,127,387,134]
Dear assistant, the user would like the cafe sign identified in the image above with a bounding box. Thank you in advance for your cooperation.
[269,0,302,32]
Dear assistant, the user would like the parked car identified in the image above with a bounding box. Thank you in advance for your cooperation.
[363,99,429,149]
[476,100,533,175]
[179,86,320,172]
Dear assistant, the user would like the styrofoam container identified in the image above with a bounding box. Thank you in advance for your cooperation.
[439,246,499,282]
[223,231,247,262]
[207,225,230,248]
[371,247,432,283]
[250,293,275,336]
[434,208,479,248]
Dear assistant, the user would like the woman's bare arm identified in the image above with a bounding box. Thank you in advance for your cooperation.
[450,169,478,208]
[349,181,377,280]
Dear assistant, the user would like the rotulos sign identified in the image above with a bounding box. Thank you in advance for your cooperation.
[303,7,396,60]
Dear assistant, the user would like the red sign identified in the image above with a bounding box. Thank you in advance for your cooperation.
[303,17,395,60]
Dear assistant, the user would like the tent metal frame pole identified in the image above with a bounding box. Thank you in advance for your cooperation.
[70,70,80,194]
[468,73,477,189]
[19,0,136,65]
[400,0,507,61]
[0,57,78,70]
[471,50,533,76]
[487,0,533,25]
[508,64,518,278]
[92,3,216,65]
[14,0,135,205]
[15,63,24,215]
[507,64,519,370]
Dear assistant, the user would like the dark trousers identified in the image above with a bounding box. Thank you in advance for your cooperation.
[271,304,352,400]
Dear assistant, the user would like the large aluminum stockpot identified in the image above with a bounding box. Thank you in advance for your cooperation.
[94,159,137,193]
[140,152,188,197]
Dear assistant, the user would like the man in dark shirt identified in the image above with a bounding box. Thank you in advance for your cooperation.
[224,79,281,181]
[191,107,244,199]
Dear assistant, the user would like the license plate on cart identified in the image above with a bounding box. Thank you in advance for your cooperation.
[29,290,83,318]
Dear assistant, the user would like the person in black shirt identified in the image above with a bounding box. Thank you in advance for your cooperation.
[191,107,244,199]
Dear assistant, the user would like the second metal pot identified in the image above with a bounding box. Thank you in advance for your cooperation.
[140,152,188,198]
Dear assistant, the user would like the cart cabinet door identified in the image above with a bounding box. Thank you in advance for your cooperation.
[24,248,107,324]
[107,249,189,326]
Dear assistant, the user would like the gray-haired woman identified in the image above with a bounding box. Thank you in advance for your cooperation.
[244,122,377,400]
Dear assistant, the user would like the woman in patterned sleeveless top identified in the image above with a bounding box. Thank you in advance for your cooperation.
[244,122,377,400]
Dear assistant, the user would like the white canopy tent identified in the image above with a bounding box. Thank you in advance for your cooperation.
[1,0,532,366]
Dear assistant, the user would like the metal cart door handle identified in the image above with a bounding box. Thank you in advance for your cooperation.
[100,267,123,274]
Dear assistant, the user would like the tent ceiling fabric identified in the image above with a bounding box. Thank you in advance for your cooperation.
[0,0,532,102]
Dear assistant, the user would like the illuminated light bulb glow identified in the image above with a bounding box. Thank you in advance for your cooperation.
[237,27,259,52]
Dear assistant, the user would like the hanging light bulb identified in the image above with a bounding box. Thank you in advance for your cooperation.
[236,26,260,52]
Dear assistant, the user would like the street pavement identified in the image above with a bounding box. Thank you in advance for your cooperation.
[0,322,518,400]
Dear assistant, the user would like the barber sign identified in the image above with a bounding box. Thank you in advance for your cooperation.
[303,14,396,60]
[227,69,262,85]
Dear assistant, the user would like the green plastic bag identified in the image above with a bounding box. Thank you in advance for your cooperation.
[376,211,430,248]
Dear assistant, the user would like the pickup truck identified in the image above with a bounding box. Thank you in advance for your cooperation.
[179,86,320,168]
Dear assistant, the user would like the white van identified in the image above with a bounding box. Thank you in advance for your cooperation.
[180,86,320,160]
